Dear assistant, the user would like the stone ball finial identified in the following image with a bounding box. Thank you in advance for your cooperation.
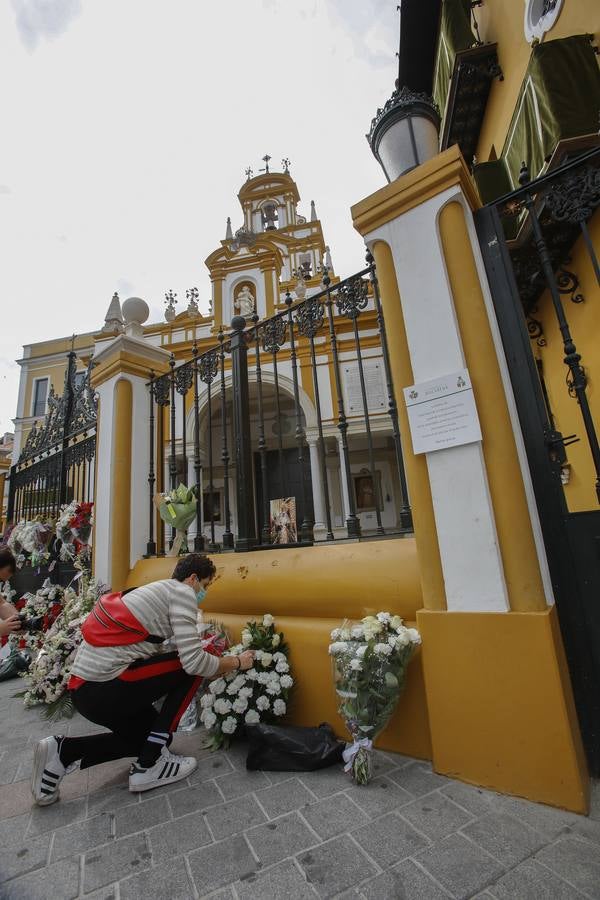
[122,297,149,338]
[122,297,149,326]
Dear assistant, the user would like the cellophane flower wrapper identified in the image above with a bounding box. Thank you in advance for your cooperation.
[56,501,94,561]
[199,614,294,750]
[6,520,55,568]
[155,485,198,555]
[177,623,230,733]
[329,613,421,785]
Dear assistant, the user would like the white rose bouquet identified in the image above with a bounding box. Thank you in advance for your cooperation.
[200,613,294,750]
[329,612,421,785]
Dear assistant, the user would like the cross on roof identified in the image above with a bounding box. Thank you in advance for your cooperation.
[259,154,271,174]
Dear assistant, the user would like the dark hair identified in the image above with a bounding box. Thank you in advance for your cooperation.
[0,547,16,575]
[172,553,216,583]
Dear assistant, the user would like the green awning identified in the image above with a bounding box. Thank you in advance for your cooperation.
[503,35,600,188]
[433,0,475,119]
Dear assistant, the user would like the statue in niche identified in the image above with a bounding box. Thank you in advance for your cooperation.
[234,285,255,318]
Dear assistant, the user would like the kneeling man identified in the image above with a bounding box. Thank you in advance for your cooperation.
[31,553,253,805]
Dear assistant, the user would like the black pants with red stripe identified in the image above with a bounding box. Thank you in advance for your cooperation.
[64,652,201,769]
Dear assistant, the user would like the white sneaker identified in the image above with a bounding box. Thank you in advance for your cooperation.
[128,747,197,793]
[31,736,75,807]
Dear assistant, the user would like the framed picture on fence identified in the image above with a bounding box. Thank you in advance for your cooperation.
[202,490,222,524]
[269,497,297,544]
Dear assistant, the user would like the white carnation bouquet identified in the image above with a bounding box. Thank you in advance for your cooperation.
[200,614,293,749]
[19,572,103,720]
[329,612,421,785]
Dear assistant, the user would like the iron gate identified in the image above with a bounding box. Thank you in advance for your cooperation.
[7,351,97,523]
[476,147,600,776]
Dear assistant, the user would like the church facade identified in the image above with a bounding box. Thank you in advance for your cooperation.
[6,0,600,813]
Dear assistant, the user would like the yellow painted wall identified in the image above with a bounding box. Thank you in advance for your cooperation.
[475,0,600,163]
[127,540,433,760]
[418,606,588,812]
[534,212,600,511]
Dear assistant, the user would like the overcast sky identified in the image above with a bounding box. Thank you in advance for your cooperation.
[0,0,398,434]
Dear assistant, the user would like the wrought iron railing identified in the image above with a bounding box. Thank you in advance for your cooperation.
[146,253,412,554]
[7,353,97,522]
[491,146,600,504]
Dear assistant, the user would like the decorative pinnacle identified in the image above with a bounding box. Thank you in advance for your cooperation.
[282,157,291,174]
[260,154,271,174]
[165,289,177,307]
[245,166,253,180]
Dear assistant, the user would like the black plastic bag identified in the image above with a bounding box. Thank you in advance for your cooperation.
[246,722,345,772]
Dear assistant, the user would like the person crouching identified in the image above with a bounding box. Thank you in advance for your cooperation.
[30,553,253,806]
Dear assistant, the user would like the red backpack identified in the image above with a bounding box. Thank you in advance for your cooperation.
[81,590,164,647]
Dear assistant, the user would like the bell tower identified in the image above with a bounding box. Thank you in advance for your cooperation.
[205,158,337,329]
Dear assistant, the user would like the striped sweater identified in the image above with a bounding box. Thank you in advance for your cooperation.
[70,579,220,682]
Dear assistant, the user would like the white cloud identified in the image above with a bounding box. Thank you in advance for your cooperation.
[0,0,398,432]
[11,0,82,51]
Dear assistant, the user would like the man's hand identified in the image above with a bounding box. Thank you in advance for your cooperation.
[0,614,21,637]
[238,650,255,671]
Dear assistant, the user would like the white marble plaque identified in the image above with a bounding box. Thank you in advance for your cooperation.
[404,369,482,454]
[343,360,387,414]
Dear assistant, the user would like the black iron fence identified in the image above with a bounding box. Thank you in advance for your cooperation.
[7,352,97,523]
[476,145,600,775]
[147,253,412,555]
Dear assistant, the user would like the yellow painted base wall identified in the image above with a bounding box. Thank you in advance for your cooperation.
[127,540,432,760]
[418,607,589,813]
[126,544,588,810]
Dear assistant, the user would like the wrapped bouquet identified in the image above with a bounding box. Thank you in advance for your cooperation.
[177,621,230,732]
[200,614,294,750]
[155,484,198,556]
[6,579,65,654]
[19,572,103,720]
[329,612,421,785]
[56,501,94,562]
[6,520,55,568]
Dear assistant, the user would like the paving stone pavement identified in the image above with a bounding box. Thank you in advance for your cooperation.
[0,678,599,900]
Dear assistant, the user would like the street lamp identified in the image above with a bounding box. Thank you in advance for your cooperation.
[367,85,440,182]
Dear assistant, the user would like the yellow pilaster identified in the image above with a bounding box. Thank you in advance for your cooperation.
[212,276,224,331]
[263,266,276,317]
[111,379,132,592]
[438,201,546,612]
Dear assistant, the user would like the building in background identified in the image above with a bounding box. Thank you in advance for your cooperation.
[5,0,600,810]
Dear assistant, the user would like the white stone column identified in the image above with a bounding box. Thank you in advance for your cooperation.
[337,437,351,524]
[308,438,326,532]
[91,332,170,587]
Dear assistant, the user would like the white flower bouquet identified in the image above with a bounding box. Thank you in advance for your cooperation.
[200,613,293,750]
[19,573,102,720]
[154,484,198,556]
[6,520,55,568]
[329,612,421,785]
